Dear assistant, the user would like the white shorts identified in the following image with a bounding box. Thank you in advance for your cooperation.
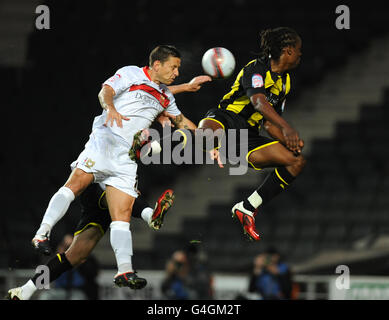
[71,128,138,198]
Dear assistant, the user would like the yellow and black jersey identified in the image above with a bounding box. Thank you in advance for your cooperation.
[218,57,291,128]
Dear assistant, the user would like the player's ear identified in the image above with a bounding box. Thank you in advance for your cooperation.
[153,60,162,71]
[286,46,293,56]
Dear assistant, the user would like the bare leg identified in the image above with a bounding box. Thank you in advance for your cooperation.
[64,168,96,197]
[105,186,136,275]
[247,142,306,176]
[65,227,103,266]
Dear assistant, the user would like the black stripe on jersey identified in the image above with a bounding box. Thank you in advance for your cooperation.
[218,60,258,122]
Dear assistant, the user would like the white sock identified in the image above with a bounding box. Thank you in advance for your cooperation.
[21,279,37,300]
[141,207,153,224]
[36,223,51,237]
[37,187,75,236]
[110,221,133,274]
[248,191,263,209]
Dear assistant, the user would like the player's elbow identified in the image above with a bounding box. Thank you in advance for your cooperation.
[250,94,267,114]
[263,120,271,131]
[98,85,115,100]
[97,88,104,102]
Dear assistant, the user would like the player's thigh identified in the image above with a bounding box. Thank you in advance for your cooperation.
[105,185,136,222]
[197,119,226,151]
[248,141,300,169]
[65,227,102,266]
[198,118,224,131]
[64,168,94,197]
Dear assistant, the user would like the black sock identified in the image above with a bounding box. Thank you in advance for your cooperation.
[255,167,296,205]
[31,253,73,286]
[132,196,150,219]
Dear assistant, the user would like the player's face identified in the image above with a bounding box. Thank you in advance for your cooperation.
[289,37,302,69]
[156,56,181,85]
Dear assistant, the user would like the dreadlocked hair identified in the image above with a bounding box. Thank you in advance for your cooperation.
[259,27,300,61]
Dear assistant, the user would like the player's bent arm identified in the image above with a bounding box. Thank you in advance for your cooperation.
[98,84,116,111]
[251,93,300,153]
[251,93,292,132]
[98,84,130,128]
[264,120,304,155]
[264,120,286,145]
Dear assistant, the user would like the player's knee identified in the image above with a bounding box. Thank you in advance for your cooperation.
[111,209,132,222]
[64,180,87,197]
[65,250,82,266]
[195,128,224,152]
[289,154,306,174]
[66,246,91,266]
[297,154,307,169]
[65,170,93,197]
[77,257,88,265]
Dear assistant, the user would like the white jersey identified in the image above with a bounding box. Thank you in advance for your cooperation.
[92,65,182,146]
[71,65,182,197]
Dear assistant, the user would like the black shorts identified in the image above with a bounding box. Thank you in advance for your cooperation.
[74,184,111,237]
[200,108,279,170]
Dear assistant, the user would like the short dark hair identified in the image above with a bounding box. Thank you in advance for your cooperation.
[259,27,300,61]
[149,45,181,66]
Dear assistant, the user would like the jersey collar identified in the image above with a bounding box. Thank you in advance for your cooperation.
[143,66,152,81]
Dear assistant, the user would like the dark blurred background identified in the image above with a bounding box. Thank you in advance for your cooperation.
[2,0,389,299]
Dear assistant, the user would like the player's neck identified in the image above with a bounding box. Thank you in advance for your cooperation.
[147,68,161,85]
[270,59,287,74]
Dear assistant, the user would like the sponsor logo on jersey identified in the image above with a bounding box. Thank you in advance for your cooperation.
[251,74,264,88]
[108,73,121,82]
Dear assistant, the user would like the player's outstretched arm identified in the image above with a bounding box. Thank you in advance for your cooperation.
[167,75,212,95]
[98,84,130,128]
[165,113,197,130]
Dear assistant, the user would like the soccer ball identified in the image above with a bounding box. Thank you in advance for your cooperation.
[201,47,236,79]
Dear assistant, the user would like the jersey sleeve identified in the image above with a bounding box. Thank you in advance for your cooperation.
[164,90,182,116]
[241,62,267,98]
[102,67,132,95]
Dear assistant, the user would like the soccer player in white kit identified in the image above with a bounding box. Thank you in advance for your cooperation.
[32,45,197,288]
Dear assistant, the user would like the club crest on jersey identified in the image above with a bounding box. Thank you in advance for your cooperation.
[83,158,95,168]
[251,74,263,88]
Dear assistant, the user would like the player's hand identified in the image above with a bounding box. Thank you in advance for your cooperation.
[296,139,304,155]
[104,108,130,128]
[158,111,177,127]
[186,75,212,92]
[209,149,224,168]
[282,126,301,155]
[157,112,174,128]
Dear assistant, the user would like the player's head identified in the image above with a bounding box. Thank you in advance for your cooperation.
[149,45,181,85]
[259,27,302,70]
